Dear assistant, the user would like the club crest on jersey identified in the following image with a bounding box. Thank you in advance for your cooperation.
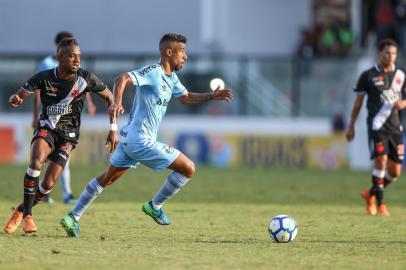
[71,89,80,97]
[161,85,169,93]
[38,129,48,138]
[163,145,174,154]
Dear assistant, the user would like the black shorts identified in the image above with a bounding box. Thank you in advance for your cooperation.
[368,130,404,163]
[31,127,77,167]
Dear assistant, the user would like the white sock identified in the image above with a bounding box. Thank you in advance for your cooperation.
[70,178,104,221]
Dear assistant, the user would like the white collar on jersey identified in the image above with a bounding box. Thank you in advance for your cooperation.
[375,63,396,72]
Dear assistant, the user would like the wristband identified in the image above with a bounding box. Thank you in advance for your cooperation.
[110,123,118,131]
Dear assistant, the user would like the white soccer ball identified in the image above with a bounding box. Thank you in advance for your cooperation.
[209,78,225,91]
[268,215,298,243]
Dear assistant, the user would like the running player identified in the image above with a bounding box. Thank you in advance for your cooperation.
[34,31,97,205]
[4,38,117,234]
[346,38,406,216]
[60,33,232,237]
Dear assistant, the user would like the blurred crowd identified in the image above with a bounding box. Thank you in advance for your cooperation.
[297,0,406,59]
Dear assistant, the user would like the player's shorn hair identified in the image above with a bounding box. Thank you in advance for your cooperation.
[55,31,73,46]
[159,33,187,51]
[57,38,79,53]
[378,39,398,51]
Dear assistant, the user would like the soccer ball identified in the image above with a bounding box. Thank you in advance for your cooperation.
[268,215,298,243]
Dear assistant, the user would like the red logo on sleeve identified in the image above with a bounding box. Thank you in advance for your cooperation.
[38,129,48,138]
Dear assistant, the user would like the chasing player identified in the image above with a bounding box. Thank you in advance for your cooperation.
[60,33,233,237]
[4,38,117,234]
[34,31,97,205]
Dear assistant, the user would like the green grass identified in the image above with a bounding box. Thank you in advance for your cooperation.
[1,164,406,270]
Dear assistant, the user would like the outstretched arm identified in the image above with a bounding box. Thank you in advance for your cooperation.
[9,88,33,108]
[108,73,132,117]
[345,95,364,142]
[179,88,233,105]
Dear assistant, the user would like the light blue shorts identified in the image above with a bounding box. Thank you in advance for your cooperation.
[110,141,180,171]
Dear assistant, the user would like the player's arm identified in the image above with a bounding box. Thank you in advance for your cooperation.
[32,90,41,128]
[345,94,364,142]
[178,88,233,105]
[108,73,132,117]
[85,93,96,116]
[9,88,33,108]
[94,88,118,153]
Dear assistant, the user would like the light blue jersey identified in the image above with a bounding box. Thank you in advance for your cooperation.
[119,63,187,143]
[111,63,187,171]
[36,55,58,73]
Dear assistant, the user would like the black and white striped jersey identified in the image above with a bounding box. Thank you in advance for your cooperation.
[354,64,406,134]
[23,67,107,142]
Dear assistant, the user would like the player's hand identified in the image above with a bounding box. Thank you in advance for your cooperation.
[9,94,23,108]
[394,100,406,111]
[212,88,233,102]
[345,126,355,142]
[32,115,40,129]
[105,130,119,154]
[108,103,125,118]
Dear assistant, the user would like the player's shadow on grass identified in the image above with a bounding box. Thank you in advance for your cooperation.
[192,239,266,244]
[304,239,406,245]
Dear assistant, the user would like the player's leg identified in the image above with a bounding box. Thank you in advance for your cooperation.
[60,164,128,237]
[384,135,403,187]
[361,132,388,215]
[60,159,76,204]
[60,142,132,237]
[143,151,195,225]
[14,160,64,213]
[370,155,387,208]
[377,136,404,216]
[3,137,52,234]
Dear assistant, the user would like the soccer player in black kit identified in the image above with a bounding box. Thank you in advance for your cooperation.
[4,38,118,234]
[346,39,406,217]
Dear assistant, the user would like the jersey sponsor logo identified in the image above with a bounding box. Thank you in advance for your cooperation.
[46,104,72,116]
[45,81,59,96]
[156,98,168,106]
[137,64,160,76]
[372,76,384,86]
[38,129,48,138]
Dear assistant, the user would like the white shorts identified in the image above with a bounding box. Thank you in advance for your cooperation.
[110,141,180,171]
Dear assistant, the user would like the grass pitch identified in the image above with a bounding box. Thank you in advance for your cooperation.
[1,164,406,270]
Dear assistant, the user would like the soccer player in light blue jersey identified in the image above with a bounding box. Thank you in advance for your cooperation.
[34,31,96,205]
[60,33,232,237]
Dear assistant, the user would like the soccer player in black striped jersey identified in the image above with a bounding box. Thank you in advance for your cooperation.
[4,38,118,234]
[346,39,406,217]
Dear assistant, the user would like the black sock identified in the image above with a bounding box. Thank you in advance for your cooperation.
[372,175,384,205]
[23,173,39,217]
